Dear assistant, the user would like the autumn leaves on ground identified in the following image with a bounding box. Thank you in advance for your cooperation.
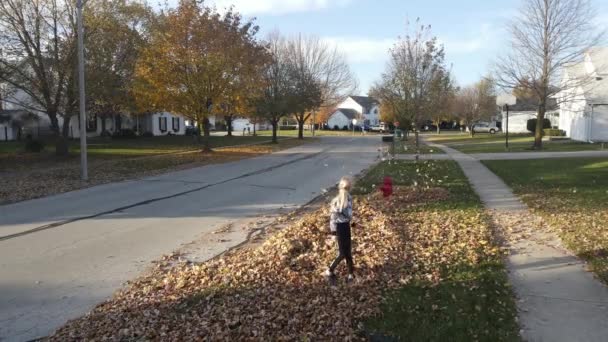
[50,160,519,341]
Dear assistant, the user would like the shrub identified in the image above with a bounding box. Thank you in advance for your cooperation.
[333,125,339,130]
[112,129,137,139]
[543,128,566,137]
[142,131,154,138]
[25,139,45,152]
[342,125,348,131]
[526,118,551,133]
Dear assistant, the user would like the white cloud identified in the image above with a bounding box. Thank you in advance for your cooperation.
[322,37,394,64]
[210,0,352,15]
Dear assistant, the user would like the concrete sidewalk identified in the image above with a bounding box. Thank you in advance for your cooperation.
[429,141,608,342]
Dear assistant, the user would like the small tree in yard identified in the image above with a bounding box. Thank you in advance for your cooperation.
[370,19,451,147]
[133,1,262,151]
[454,77,496,136]
[253,32,292,144]
[285,34,357,139]
[0,0,78,155]
[495,0,604,149]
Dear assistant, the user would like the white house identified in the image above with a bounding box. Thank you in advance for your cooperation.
[328,108,359,130]
[327,95,381,129]
[499,97,559,134]
[558,47,608,142]
[137,112,186,136]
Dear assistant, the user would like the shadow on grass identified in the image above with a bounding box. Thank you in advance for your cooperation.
[366,263,519,342]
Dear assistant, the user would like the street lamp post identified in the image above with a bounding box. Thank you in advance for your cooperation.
[312,110,315,137]
[352,118,357,136]
[505,104,509,150]
[77,0,88,181]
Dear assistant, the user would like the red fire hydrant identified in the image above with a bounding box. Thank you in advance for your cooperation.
[380,176,393,198]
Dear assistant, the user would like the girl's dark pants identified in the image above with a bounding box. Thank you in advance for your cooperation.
[329,222,354,274]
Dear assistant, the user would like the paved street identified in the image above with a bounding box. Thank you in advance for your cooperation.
[0,136,381,342]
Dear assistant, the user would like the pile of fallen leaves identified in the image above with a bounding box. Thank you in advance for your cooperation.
[50,187,501,341]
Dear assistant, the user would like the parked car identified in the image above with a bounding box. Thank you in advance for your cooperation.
[472,122,500,134]
[185,125,200,136]
[370,122,388,133]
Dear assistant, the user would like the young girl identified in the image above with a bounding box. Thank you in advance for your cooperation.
[324,177,355,281]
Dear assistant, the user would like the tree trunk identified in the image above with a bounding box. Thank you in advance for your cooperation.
[436,125,440,134]
[271,119,278,144]
[202,117,212,152]
[534,103,546,149]
[61,115,71,138]
[101,116,107,134]
[49,112,68,156]
[225,115,233,137]
[196,119,203,144]
[297,114,304,139]
[56,116,71,156]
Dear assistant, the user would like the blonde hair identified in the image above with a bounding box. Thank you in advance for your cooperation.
[335,177,352,210]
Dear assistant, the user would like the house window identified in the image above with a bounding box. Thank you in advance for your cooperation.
[172,117,180,131]
[86,114,97,132]
[159,116,167,132]
[374,109,378,115]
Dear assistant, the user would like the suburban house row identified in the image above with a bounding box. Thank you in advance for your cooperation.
[0,91,381,141]
[496,47,608,142]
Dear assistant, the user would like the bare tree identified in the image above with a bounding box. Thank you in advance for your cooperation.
[495,0,604,149]
[454,77,496,136]
[252,32,292,144]
[370,19,449,145]
[0,0,77,155]
[285,34,357,139]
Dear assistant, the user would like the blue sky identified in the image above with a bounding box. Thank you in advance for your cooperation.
[169,0,608,95]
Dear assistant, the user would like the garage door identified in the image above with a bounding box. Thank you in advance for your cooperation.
[592,106,608,142]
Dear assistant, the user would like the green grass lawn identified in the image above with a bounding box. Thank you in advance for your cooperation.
[425,133,605,154]
[455,140,605,154]
[424,133,532,145]
[356,160,520,341]
[484,158,608,284]
[256,129,376,137]
[392,136,445,155]
[1,135,285,157]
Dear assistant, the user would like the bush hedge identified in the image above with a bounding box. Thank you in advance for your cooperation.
[526,118,551,133]
[543,128,566,137]
[25,139,45,152]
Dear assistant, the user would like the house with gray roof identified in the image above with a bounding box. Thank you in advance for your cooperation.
[498,94,559,133]
[558,47,608,142]
[327,96,381,130]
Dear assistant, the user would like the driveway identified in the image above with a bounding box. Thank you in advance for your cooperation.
[0,136,381,341]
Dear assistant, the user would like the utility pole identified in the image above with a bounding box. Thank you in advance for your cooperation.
[77,0,88,181]
[505,104,509,150]
[312,110,315,136]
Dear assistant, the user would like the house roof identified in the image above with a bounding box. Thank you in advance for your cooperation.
[588,47,608,76]
[0,109,29,118]
[335,108,359,120]
[504,98,558,112]
[349,96,379,112]
[582,77,608,104]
